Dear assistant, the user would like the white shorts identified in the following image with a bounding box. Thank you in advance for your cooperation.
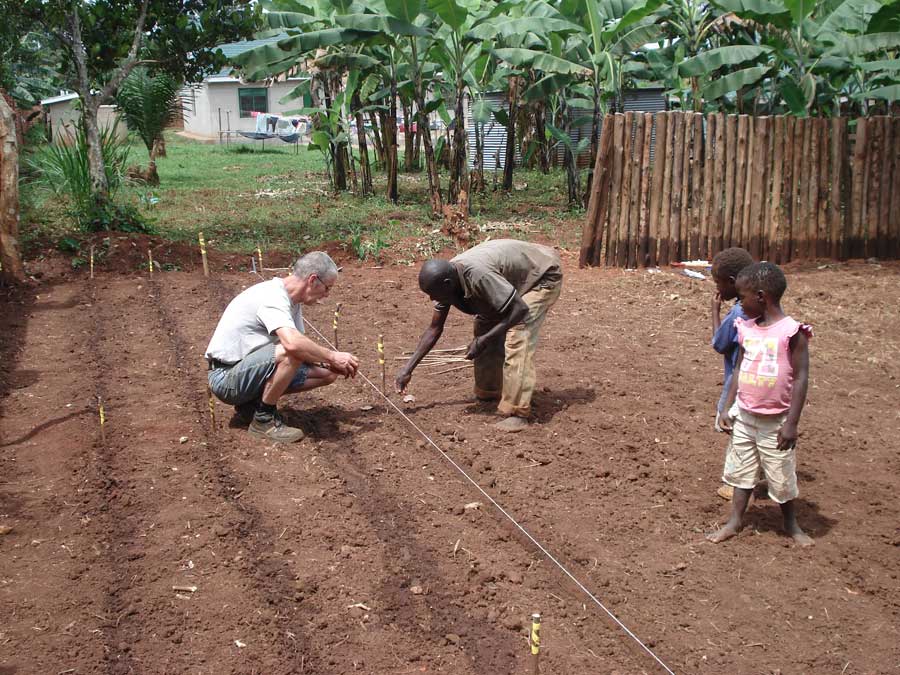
[722,407,799,504]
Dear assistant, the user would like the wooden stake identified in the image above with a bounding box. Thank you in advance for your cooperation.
[89,245,95,279]
[333,302,342,349]
[748,117,768,260]
[530,612,541,675]
[97,396,106,444]
[198,231,209,277]
[865,117,883,258]
[877,116,892,259]
[816,118,830,259]
[700,113,715,260]
[739,114,754,250]
[148,249,154,276]
[378,334,386,393]
[789,116,804,261]
[889,118,900,258]
[581,115,614,267]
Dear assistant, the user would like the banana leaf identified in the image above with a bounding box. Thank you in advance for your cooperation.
[678,45,772,77]
[493,48,592,76]
[466,17,581,41]
[827,32,900,56]
[701,64,771,100]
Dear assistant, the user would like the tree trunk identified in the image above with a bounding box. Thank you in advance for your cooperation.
[352,93,373,197]
[534,98,549,174]
[502,76,519,192]
[472,115,484,193]
[385,76,399,204]
[81,102,111,205]
[560,96,580,205]
[403,100,415,172]
[447,83,468,206]
[153,136,167,158]
[0,93,25,282]
[368,110,384,169]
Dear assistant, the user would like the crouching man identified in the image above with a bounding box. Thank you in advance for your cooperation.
[205,251,358,443]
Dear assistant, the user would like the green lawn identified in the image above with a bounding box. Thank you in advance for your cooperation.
[23,131,586,262]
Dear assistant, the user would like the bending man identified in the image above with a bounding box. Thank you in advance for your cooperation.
[396,239,562,432]
[206,251,358,443]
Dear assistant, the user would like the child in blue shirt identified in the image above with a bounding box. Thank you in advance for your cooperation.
[710,247,753,500]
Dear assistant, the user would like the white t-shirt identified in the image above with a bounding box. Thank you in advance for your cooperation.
[205,278,304,364]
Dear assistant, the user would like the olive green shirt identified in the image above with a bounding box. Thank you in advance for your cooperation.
[437,239,562,319]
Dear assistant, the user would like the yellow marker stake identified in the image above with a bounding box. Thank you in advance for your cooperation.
[333,302,342,349]
[257,245,263,271]
[89,245,95,279]
[199,231,209,277]
[378,334,385,393]
[148,249,154,276]
[530,612,541,675]
[97,396,106,443]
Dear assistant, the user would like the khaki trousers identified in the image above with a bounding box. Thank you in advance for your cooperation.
[473,278,561,417]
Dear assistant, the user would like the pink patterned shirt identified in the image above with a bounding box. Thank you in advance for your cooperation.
[735,316,813,415]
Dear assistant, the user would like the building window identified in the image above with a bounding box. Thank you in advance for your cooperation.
[238,88,267,118]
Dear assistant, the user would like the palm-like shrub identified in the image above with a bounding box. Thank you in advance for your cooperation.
[116,67,182,185]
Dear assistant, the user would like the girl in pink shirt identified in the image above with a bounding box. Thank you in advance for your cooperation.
[707,262,814,547]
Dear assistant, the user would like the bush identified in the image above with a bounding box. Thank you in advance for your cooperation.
[73,200,153,234]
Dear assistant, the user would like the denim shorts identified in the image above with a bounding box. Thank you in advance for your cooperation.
[207,343,309,405]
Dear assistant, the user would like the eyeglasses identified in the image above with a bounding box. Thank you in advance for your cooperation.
[313,274,334,292]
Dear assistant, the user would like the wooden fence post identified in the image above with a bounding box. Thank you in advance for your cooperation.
[828,117,846,260]
[605,114,626,266]
[767,116,785,262]
[637,113,653,267]
[659,112,676,265]
[701,113,715,260]
[648,112,668,267]
[626,113,646,268]
[805,117,821,259]
[890,118,900,258]
[616,112,636,267]
[712,113,727,256]
[580,115,614,267]
[679,114,693,260]
[747,117,766,259]
[690,114,704,261]
[877,116,892,259]
[670,112,685,262]
[816,118,830,259]
[723,115,737,249]
[849,118,867,258]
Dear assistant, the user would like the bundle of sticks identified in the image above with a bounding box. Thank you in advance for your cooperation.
[395,345,473,375]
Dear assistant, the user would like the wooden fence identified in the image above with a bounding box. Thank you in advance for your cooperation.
[579,112,900,268]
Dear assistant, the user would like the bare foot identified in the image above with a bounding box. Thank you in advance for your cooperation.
[494,416,528,432]
[789,528,815,547]
[706,523,741,543]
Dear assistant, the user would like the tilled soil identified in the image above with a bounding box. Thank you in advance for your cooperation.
[2,249,899,674]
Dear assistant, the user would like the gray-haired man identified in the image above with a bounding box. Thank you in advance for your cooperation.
[205,252,359,442]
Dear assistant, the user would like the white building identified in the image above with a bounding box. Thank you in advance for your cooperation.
[181,36,311,142]
[40,91,127,145]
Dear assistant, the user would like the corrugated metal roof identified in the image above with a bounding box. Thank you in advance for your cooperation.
[209,33,290,79]
[40,92,79,106]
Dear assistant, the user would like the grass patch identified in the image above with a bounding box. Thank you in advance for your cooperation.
[21,130,588,260]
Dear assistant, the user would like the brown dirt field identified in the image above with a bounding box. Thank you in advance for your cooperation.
[2,246,899,675]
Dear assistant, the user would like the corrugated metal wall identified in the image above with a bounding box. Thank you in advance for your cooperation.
[465,88,667,170]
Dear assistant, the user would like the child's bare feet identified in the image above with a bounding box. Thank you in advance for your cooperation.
[706,522,741,543]
[788,527,815,547]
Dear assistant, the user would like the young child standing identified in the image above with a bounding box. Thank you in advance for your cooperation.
[710,247,754,500]
[707,262,814,546]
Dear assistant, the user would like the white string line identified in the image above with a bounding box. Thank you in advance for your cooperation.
[304,318,676,675]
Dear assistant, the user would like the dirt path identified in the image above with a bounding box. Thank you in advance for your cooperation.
[2,255,899,674]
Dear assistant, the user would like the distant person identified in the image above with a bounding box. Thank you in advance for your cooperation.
[710,247,754,501]
[396,239,562,432]
[708,262,813,546]
[205,252,358,443]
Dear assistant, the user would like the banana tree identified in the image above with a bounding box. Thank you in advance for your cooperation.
[115,67,182,185]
